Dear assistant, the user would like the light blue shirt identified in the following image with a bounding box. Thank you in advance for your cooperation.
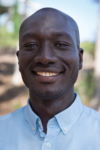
[0,93,100,150]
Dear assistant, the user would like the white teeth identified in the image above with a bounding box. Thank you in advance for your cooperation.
[43,72,45,76]
[37,72,59,77]
[45,72,49,76]
[49,73,52,76]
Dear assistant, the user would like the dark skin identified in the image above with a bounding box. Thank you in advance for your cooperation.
[17,8,83,133]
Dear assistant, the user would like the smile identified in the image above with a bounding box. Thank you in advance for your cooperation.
[36,72,59,77]
[31,68,64,83]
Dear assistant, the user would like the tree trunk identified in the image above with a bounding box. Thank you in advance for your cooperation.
[90,0,100,111]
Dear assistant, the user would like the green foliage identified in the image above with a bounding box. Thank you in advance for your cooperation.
[14,103,22,110]
[75,69,95,103]
[12,2,21,38]
[75,41,95,104]
[80,41,95,56]
[0,27,17,48]
[0,2,21,48]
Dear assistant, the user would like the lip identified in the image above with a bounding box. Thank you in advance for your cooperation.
[31,67,64,83]
[33,67,63,73]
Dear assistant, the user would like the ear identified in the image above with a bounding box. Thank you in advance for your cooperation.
[16,50,20,71]
[16,50,19,57]
[79,48,84,70]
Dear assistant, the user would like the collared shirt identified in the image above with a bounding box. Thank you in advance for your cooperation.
[0,93,100,150]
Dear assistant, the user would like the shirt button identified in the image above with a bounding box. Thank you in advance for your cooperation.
[46,142,51,147]
[33,127,35,131]
[63,127,67,132]
[38,120,41,126]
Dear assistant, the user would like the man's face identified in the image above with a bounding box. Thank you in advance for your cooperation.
[17,11,83,100]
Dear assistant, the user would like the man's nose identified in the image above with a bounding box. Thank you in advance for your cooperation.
[34,43,57,64]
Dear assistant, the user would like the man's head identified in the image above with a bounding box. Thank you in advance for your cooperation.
[17,8,83,100]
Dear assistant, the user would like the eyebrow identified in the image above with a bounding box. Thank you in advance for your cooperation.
[21,33,38,41]
[53,32,73,40]
[21,31,73,41]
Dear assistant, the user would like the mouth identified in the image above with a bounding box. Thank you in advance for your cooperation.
[31,68,64,83]
[35,72,59,77]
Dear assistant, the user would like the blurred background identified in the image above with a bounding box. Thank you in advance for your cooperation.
[0,0,100,116]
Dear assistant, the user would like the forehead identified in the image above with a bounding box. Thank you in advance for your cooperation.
[19,10,77,42]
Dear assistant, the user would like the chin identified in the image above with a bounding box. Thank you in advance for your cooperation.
[30,88,64,100]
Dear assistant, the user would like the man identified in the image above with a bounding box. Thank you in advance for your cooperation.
[0,8,100,150]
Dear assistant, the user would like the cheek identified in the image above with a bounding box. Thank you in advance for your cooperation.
[18,51,34,68]
[61,51,79,67]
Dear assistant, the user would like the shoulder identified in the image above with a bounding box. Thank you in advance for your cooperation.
[82,105,100,144]
[0,106,26,123]
[0,106,26,144]
[83,105,100,122]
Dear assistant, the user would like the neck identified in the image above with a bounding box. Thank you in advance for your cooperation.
[29,87,75,133]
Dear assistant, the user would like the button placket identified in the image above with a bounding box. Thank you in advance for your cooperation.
[33,127,35,131]
[41,118,60,150]
[46,142,51,148]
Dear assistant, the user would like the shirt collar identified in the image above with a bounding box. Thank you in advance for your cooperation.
[24,93,83,135]
[24,99,39,134]
[55,93,83,134]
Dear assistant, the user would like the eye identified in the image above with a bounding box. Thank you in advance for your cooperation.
[24,43,38,48]
[55,42,69,48]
